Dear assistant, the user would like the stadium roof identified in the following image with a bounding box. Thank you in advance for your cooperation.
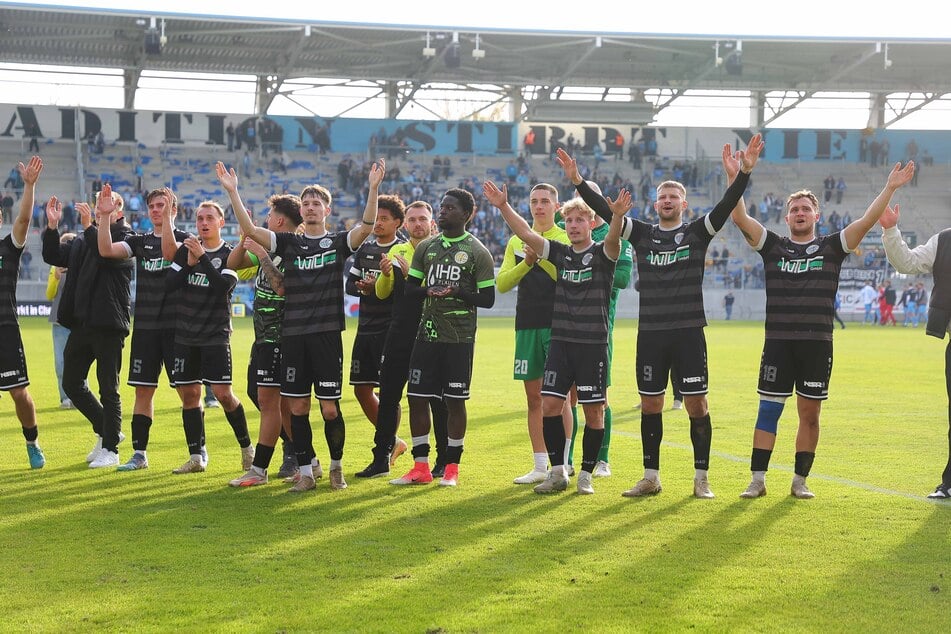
[3,3,951,123]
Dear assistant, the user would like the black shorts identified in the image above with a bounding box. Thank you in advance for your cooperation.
[172,343,233,386]
[758,339,833,400]
[406,340,473,400]
[280,332,343,400]
[249,341,282,388]
[128,328,176,387]
[350,332,385,386]
[636,327,708,396]
[0,325,28,390]
[541,340,607,403]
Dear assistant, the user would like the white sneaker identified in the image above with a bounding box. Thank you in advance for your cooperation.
[577,471,595,494]
[592,460,611,477]
[790,478,815,499]
[86,436,103,462]
[513,469,548,484]
[533,470,569,494]
[739,479,767,498]
[89,450,120,469]
[622,477,662,497]
[693,477,715,499]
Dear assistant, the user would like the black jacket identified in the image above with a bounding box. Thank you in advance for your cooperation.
[42,222,134,333]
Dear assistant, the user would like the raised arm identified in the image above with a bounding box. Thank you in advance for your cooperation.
[603,190,632,261]
[556,148,614,225]
[879,203,936,274]
[481,180,546,255]
[95,183,131,259]
[843,161,915,251]
[707,134,761,231]
[12,156,42,247]
[348,158,385,250]
[723,142,764,248]
[216,161,271,249]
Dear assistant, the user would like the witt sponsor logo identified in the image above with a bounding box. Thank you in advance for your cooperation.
[187,272,209,287]
[777,256,824,273]
[142,257,169,272]
[561,268,593,283]
[646,245,690,267]
[294,252,336,270]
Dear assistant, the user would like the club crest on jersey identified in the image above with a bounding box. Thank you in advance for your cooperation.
[646,245,690,267]
[454,251,469,265]
[806,244,820,255]
[320,238,332,249]
[211,257,222,269]
[674,232,684,244]
[777,256,824,273]
[582,253,593,266]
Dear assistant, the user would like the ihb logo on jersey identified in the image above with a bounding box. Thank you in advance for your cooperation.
[562,268,592,284]
[646,245,690,267]
[427,263,461,285]
[294,252,336,270]
[777,256,824,274]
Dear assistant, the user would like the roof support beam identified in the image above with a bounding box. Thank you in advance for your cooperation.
[123,67,140,110]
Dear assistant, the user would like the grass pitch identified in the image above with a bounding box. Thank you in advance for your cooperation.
[1,317,949,632]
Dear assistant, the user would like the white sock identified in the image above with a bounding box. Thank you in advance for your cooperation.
[792,474,806,486]
[533,452,547,472]
[330,459,342,470]
[644,468,660,481]
[695,468,708,480]
[563,439,572,468]
[752,471,766,483]
[251,465,265,476]
[137,450,147,459]
[190,453,202,462]
[300,464,314,478]
[411,434,429,447]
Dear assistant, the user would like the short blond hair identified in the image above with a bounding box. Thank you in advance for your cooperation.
[96,189,124,211]
[656,180,686,197]
[786,190,820,212]
[560,198,595,221]
[197,200,225,218]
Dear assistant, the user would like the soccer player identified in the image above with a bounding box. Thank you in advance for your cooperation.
[161,199,253,475]
[219,158,385,493]
[390,188,496,487]
[346,195,406,458]
[878,201,951,499]
[496,183,572,484]
[727,151,914,499]
[96,187,189,471]
[43,184,134,468]
[483,181,625,495]
[0,156,45,468]
[227,195,303,487]
[557,135,762,499]
[356,201,449,478]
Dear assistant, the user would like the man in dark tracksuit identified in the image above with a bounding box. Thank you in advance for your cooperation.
[42,185,134,467]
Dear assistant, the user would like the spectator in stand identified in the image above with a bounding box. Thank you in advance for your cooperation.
[724,291,735,320]
[27,123,40,153]
[835,177,847,204]
[823,175,835,203]
[1,191,13,225]
[226,122,235,152]
[20,247,33,280]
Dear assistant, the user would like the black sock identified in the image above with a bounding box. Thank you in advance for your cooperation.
[131,414,152,452]
[291,414,313,468]
[324,415,345,461]
[641,412,663,470]
[542,415,566,467]
[183,407,203,455]
[794,451,816,477]
[252,443,275,470]
[446,443,464,464]
[689,414,712,470]
[431,399,448,461]
[581,425,605,473]
[224,404,251,448]
[751,447,773,472]
[22,425,38,443]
